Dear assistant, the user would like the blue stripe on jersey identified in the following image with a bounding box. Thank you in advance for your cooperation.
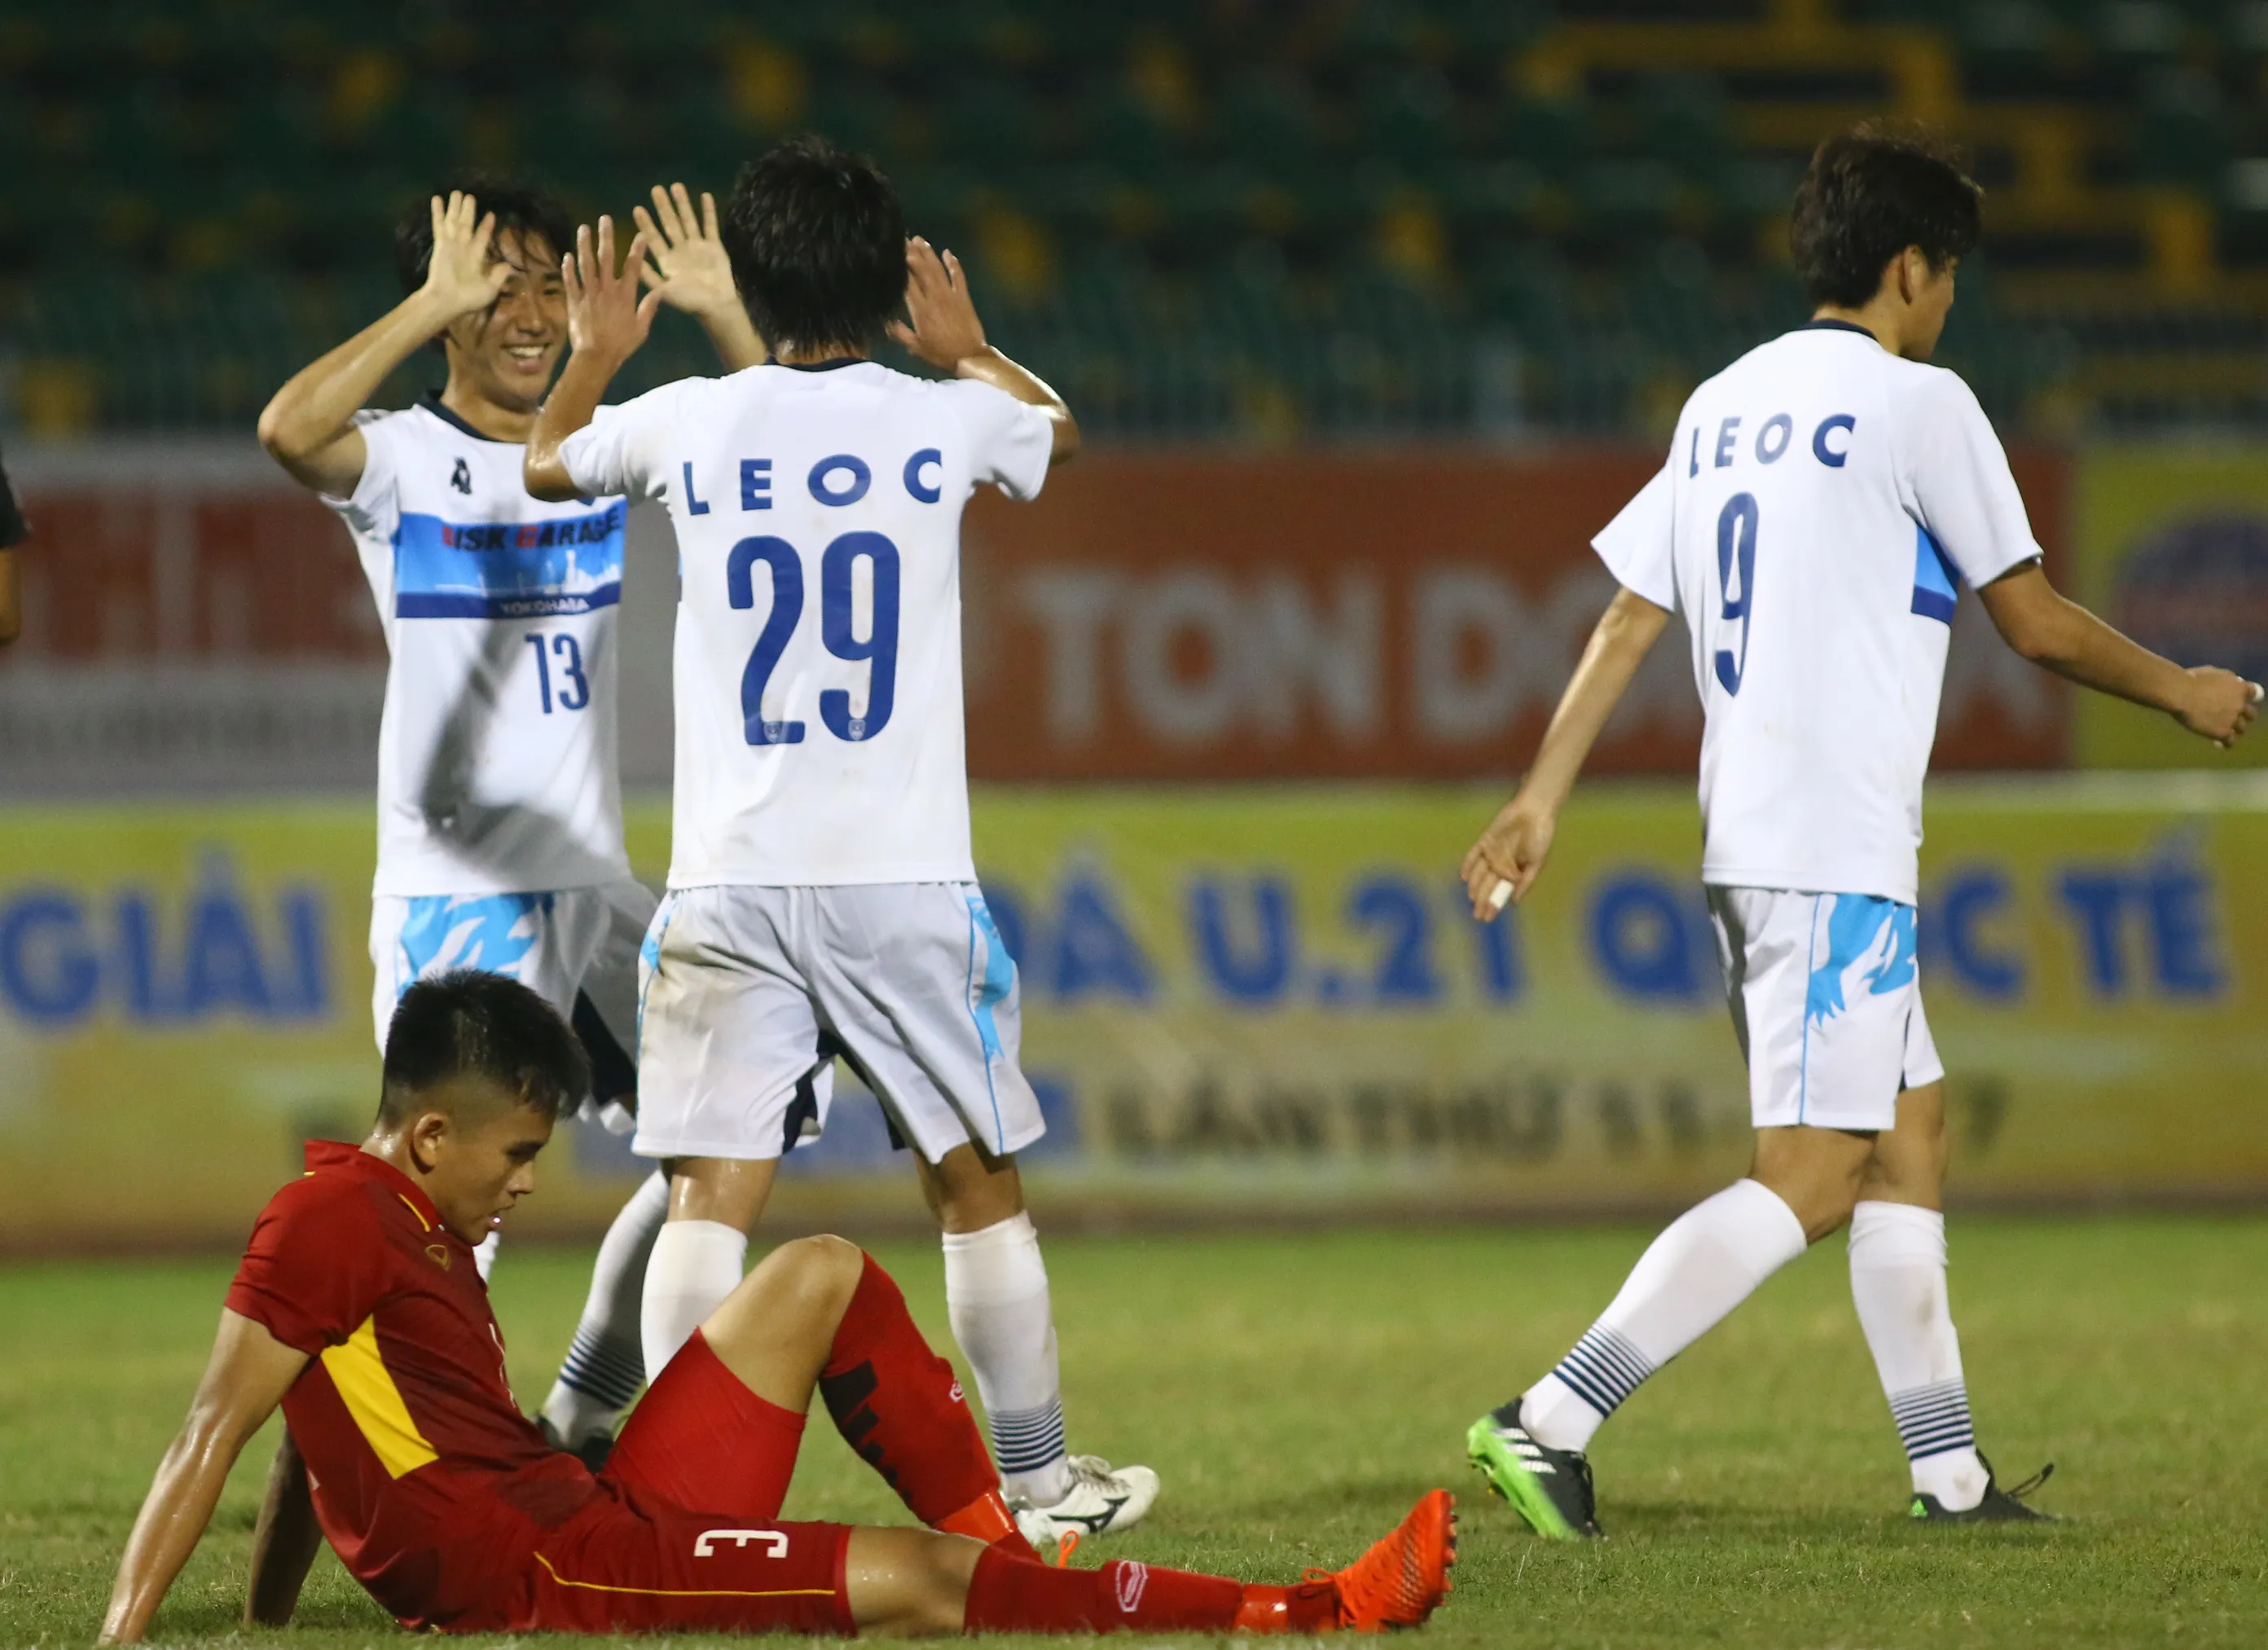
[392,504,626,621]
[1910,526,1960,624]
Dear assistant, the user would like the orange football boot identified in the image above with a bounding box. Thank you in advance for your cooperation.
[1317,1488,1457,1631]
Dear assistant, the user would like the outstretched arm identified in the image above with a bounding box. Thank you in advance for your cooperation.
[634,183,767,372]
[103,1309,310,1643]
[244,1429,323,1627]
[525,217,659,503]
[889,238,1078,466]
[256,192,514,497]
[1462,587,1671,919]
[1978,563,2261,747]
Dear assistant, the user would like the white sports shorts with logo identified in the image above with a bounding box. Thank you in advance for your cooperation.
[369,880,657,1078]
[633,882,1044,1165]
[1706,886,1944,1133]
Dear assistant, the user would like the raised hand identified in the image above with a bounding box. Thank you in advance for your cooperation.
[888,237,988,371]
[634,184,738,321]
[1461,793,1557,922]
[420,191,512,321]
[562,216,661,367]
[2180,669,2264,748]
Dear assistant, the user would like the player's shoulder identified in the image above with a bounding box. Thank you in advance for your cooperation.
[256,1159,393,1240]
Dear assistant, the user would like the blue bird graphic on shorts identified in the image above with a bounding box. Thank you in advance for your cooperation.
[1804,895,1918,1025]
[397,893,547,991]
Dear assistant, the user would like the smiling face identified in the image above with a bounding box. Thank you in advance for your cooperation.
[398,1074,555,1243]
[439,227,568,414]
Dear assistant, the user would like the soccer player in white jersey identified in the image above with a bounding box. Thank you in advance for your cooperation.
[256,178,766,1464]
[1459,127,2262,1537]
[524,138,1158,1547]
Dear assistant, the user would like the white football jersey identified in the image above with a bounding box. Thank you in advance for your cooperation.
[324,397,632,897]
[1593,322,2042,904]
[560,361,1053,887]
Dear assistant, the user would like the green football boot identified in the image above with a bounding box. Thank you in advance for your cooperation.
[1910,1458,2055,1522]
[1465,1401,1602,1539]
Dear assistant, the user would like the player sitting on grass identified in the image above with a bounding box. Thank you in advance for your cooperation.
[1459,124,2262,1538]
[522,135,1155,1548]
[99,970,1455,1642]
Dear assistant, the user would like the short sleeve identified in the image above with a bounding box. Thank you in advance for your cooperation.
[1592,462,1677,609]
[947,381,1053,502]
[225,1179,389,1357]
[321,409,402,543]
[1897,368,2043,589]
[560,383,683,504]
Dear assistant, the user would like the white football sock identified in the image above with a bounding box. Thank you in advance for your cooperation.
[1523,1178,1809,1454]
[943,1212,1070,1506]
[542,1170,670,1450]
[473,1232,499,1283]
[1848,1200,1989,1511]
[640,1217,747,1379]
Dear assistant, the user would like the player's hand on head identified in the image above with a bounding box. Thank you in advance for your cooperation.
[634,184,738,321]
[888,237,988,371]
[563,215,662,365]
[1461,795,1556,921]
[2179,667,2265,747]
[421,191,512,320]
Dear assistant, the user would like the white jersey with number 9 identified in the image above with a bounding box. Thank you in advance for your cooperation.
[561,361,1053,888]
[1593,322,2042,905]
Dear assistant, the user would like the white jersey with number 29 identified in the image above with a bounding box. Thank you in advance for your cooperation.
[1593,322,2042,905]
[560,361,1053,887]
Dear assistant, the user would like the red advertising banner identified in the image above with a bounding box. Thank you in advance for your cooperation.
[963,448,2071,780]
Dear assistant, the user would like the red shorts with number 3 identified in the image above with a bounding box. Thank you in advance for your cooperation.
[491,1331,856,1635]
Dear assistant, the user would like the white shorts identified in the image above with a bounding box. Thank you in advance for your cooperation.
[633,882,1044,1166]
[370,879,658,1107]
[1707,886,1944,1133]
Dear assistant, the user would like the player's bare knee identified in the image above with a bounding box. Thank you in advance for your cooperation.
[771,1234,866,1317]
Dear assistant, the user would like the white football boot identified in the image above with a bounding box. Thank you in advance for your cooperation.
[1011,1454,1163,1547]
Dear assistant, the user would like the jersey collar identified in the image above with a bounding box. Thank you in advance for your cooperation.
[303,1139,446,1236]
[1799,319,1880,342]
[416,391,516,444]
[775,357,868,372]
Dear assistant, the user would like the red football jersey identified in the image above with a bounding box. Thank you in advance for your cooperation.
[226,1142,596,1629]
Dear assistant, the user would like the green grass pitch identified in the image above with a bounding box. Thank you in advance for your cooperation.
[3,1217,2265,1648]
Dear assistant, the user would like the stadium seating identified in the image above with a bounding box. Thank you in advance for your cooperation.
[4,0,2267,438]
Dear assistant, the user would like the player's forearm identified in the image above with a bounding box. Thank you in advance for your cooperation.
[525,349,622,501]
[0,550,19,647]
[103,1425,243,1643]
[2011,589,2190,714]
[244,1432,321,1628]
[955,347,1079,463]
[257,290,459,466]
[1522,588,1670,810]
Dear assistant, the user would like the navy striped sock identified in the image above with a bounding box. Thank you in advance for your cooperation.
[989,1397,1068,1480]
[1549,1324,1658,1421]
[557,1327,644,1414]
[1888,1379,1976,1463]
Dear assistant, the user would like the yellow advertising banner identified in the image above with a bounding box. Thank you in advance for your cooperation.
[2072,444,2268,769]
[0,780,2262,1251]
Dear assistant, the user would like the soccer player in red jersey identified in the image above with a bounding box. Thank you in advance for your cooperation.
[102,970,1454,1640]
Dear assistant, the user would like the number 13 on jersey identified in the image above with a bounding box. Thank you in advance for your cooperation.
[727,531,901,746]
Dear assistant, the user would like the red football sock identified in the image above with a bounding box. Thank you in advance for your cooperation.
[820,1252,1000,1528]
[962,1544,1337,1635]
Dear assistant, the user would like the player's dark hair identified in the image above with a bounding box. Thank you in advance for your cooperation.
[393,172,574,297]
[1791,124,1983,308]
[723,135,905,357]
[377,970,589,1127]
